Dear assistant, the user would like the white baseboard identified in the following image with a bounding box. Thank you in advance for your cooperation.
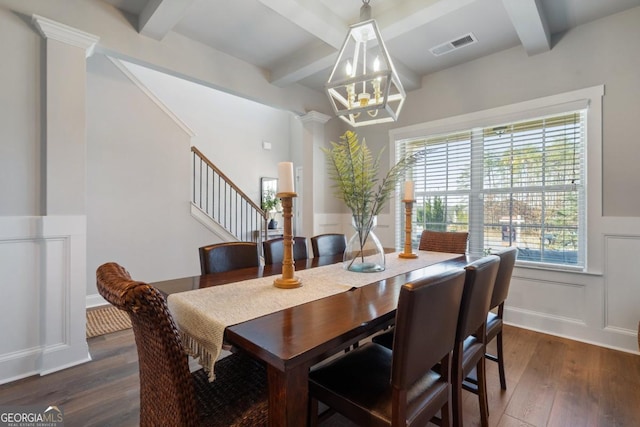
[505,308,640,355]
[86,293,108,308]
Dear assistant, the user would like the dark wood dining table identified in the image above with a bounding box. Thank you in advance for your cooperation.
[153,253,476,427]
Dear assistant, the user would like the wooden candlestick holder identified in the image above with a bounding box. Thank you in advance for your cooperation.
[273,192,302,288]
[399,199,418,259]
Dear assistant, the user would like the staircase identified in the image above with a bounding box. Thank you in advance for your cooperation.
[191,146,267,243]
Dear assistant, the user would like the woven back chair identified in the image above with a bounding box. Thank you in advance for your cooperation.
[96,262,268,427]
[418,230,469,254]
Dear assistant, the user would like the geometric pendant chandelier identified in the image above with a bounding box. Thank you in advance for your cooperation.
[326,0,406,127]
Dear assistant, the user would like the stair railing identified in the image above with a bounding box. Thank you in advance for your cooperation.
[191,146,267,243]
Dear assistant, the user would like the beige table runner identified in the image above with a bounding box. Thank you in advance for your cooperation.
[167,251,459,379]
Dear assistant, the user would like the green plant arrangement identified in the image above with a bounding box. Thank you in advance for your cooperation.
[323,130,424,271]
[261,188,282,229]
[261,188,281,213]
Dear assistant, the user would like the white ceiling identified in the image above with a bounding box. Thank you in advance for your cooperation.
[102,0,640,93]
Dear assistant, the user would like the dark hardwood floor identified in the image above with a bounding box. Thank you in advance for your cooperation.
[1,325,639,426]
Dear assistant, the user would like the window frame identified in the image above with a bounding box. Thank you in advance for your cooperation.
[390,85,604,273]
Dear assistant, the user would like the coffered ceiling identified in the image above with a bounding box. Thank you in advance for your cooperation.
[102,0,640,93]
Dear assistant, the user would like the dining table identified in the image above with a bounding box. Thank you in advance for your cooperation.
[152,251,477,427]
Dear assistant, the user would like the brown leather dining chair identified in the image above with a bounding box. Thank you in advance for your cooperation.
[262,236,308,265]
[419,230,469,254]
[96,262,268,427]
[453,255,500,427]
[310,233,347,257]
[373,255,500,427]
[308,268,466,427]
[485,247,517,389]
[199,242,259,274]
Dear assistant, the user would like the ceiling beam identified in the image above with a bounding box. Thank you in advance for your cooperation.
[263,0,475,91]
[502,0,550,55]
[268,41,338,87]
[138,0,196,41]
[258,0,346,48]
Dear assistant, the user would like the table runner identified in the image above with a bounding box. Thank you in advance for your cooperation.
[167,251,459,380]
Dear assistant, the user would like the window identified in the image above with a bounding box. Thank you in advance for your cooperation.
[396,110,586,268]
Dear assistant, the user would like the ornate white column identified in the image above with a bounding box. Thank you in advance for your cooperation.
[29,15,98,375]
[32,15,99,215]
[297,111,331,239]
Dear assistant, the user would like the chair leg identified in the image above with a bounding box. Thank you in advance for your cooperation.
[477,358,489,427]
[451,346,464,427]
[308,397,319,427]
[441,399,452,427]
[452,377,463,427]
[496,331,507,390]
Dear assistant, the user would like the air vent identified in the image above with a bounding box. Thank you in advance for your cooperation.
[429,33,478,56]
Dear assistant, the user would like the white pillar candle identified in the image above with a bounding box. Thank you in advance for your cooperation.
[278,162,295,193]
[404,181,414,200]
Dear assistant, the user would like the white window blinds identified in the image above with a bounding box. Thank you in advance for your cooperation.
[396,110,586,268]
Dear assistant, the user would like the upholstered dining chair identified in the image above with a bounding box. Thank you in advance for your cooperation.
[373,255,500,427]
[418,230,469,254]
[199,242,259,274]
[485,247,517,390]
[310,233,347,257]
[262,236,308,265]
[452,255,500,427]
[308,268,466,427]
[96,262,268,427]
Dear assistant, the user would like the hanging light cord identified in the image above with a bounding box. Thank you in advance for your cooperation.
[360,0,371,21]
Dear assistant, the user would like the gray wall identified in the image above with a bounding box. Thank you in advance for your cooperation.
[86,54,212,288]
[121,61,294,202]
[85,54,300,293]
[393,6,640,217]
[0,7,42,215]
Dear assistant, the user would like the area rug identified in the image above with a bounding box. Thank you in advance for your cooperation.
[86,305,132,338]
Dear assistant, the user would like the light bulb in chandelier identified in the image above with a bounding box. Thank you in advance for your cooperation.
[358,92,371,107]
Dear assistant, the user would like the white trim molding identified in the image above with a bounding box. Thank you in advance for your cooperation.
[190,203,238,242]
[298,110,331,124]
[32,14,100,57]
[109,57,196,137]
[0,216,90,384]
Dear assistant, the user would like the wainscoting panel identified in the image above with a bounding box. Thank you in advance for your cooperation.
[507,276,587,323]
[0,238,42,355]
[43,237,66,347]
[604,235,640,332]
[312,213,347,237]
[312,213,396,250]
[503,254,640,353]
[0,216,90,384]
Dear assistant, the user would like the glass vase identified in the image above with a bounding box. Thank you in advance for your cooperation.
[343,215,386,272]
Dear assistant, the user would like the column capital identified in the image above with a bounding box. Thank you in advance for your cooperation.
[298,111,331,125]
[32,14,100,57]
